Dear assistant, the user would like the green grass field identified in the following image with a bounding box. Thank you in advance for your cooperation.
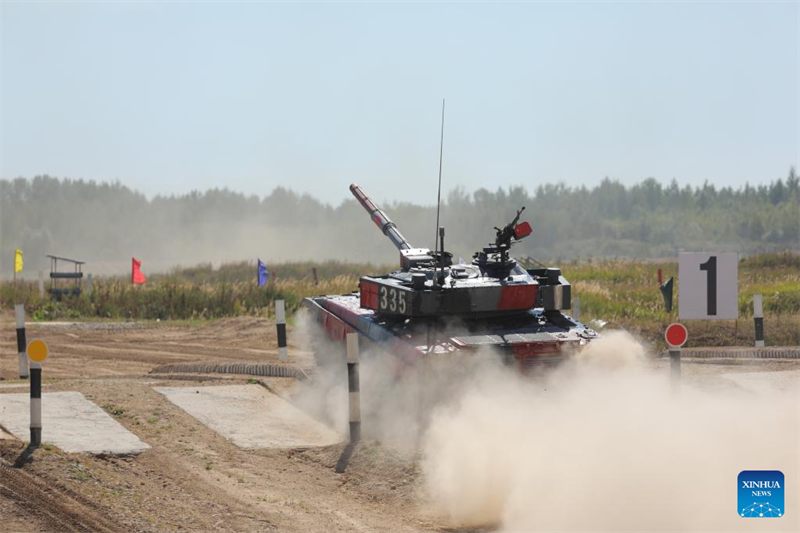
[2,254,797,348]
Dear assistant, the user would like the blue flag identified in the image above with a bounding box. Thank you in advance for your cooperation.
[257,259,269,286]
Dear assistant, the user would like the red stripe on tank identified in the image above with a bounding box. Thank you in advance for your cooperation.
[320,309,355,342]
[360,280,379,310]
[498,285,538,310]
[372,213,387,228]
[511,342,562,356]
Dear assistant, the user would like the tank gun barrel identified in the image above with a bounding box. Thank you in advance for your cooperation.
[350,183,412,251]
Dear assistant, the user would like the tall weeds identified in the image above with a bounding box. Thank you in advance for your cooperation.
[1,255,797,346]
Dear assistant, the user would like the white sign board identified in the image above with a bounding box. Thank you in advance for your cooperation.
[678,252,738,320]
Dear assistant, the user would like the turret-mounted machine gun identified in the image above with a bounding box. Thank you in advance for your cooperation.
[472,206,533,279]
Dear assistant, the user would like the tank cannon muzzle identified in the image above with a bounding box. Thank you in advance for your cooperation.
[350,183,412,251]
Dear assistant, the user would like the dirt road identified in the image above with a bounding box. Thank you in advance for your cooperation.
[2,314,798,532]
[1,316,438,533]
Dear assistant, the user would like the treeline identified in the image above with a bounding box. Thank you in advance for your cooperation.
[1,170,798,275]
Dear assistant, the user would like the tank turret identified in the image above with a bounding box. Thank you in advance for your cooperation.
[349,183,567,318]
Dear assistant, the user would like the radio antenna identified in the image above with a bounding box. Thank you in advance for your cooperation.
[433,99,445,253]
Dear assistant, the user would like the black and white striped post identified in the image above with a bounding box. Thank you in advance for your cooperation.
[26,339,48,447]
[30,361,42,446]
[275,299,288,361]
[15,304,28,379]
[669,347,681,392]
[346,332,361,443]
[753,294,764,348]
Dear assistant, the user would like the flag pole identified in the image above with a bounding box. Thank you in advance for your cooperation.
[13,250,17,304]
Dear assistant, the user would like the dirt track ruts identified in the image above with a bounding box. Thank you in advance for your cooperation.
[1,453,121,533]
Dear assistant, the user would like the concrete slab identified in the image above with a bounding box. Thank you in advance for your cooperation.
[721,369,800,394]
[0,391,150,455]
[156,384,341,449]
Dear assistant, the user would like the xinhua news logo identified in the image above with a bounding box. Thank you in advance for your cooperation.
[738,470,784,518]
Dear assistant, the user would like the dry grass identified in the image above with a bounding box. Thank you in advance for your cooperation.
[560,252,799,347]
[2,254,797,347]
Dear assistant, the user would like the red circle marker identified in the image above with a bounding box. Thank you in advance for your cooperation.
[665,323,688,347]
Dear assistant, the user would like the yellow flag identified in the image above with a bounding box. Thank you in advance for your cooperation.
[14,249,23,273]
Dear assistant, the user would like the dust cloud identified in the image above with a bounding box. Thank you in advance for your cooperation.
[292,316,798,531]
[291,310,493,447]
[421,331,799,532]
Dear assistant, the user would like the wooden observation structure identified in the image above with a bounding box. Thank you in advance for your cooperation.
[47,255,84,297]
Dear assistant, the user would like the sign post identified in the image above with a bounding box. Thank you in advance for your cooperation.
[346,333,361,443]
[753,294,764,347]
[26,339,49,447]
[15,304,28,379]
[665,323,688,392]
[275,300,288,361]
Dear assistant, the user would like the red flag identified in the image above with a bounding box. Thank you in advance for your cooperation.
[132,257,147,284]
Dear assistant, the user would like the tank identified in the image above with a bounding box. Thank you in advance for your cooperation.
[302,183,598,370]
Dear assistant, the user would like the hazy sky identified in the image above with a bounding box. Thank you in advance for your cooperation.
[1,1,797,205]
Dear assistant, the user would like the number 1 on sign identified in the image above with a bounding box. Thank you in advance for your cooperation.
[699,256,717,316]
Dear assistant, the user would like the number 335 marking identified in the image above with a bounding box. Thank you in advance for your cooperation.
[379,286,406,313]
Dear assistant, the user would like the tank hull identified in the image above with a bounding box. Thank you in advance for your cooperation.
[303,293,597,371]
